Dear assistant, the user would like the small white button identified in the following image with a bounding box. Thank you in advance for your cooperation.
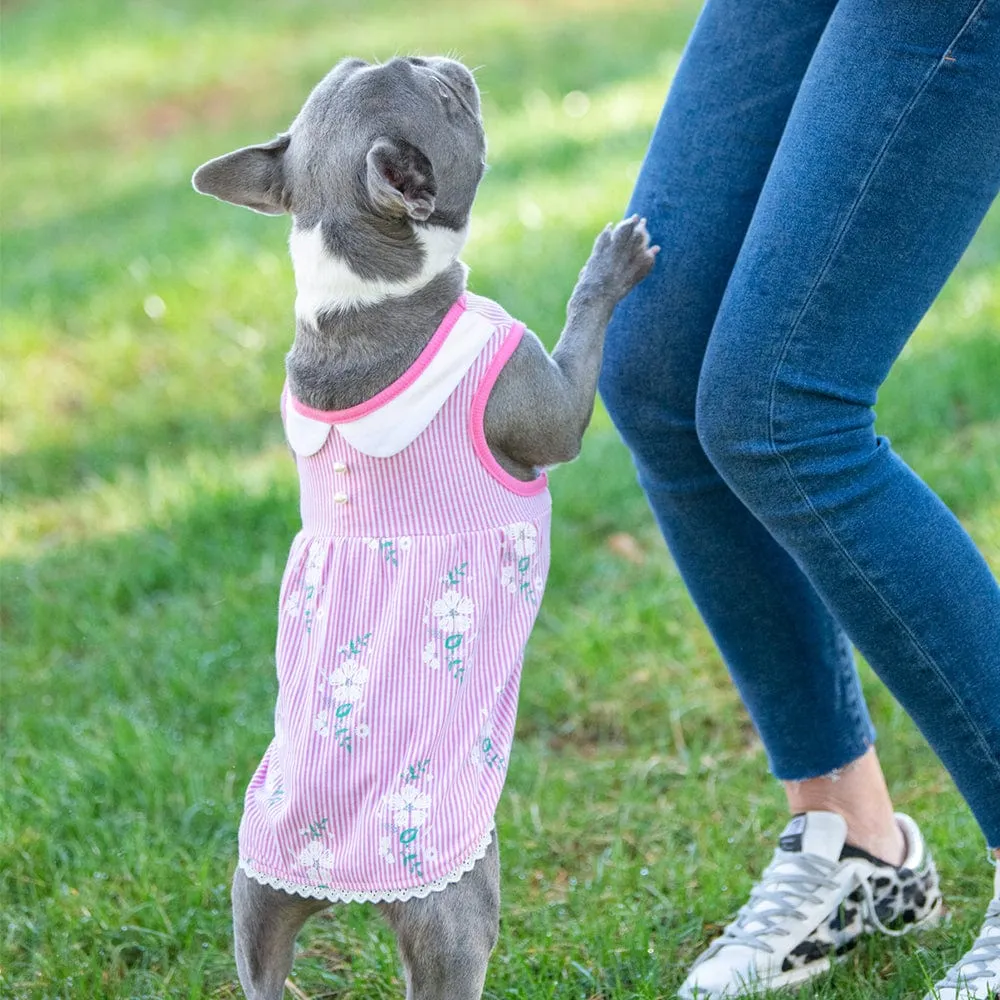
[333,492,349,504]
[333,461,348,473]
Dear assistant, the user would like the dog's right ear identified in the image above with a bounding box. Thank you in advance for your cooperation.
[365,137,436,221]
[192,134,292,215]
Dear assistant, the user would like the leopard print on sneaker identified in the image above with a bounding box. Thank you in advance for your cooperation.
[781,854,941,973]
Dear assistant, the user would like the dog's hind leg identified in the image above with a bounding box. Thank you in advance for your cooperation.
[231,867,330,1000]
[378,830,501,1000]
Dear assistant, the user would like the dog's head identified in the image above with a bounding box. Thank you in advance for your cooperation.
[194,57,486,316]
[193,56,486,231]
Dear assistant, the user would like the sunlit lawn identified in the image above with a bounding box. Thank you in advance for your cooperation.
[3,1,999,997]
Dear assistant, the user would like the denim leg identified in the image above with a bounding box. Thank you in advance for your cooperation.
[600,0,877,779]
[697,0,1000,843]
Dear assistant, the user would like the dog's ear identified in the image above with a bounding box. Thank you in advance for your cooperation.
[192,134,292,215]
[365,137,436,222]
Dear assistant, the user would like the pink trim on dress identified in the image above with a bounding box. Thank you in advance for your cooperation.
[288,295,468,424]
[469,323,549,497]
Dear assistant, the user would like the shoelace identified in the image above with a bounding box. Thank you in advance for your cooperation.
[703,851,842,956]
[702,849,934,961]
[935,898,1000,991]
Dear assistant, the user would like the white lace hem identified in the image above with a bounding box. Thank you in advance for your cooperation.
[237,826,494,905]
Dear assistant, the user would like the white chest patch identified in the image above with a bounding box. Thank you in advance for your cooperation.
[289,222,469,320]
[285,310,496,459]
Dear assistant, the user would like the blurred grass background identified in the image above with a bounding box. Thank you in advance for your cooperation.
[2,1,999,997]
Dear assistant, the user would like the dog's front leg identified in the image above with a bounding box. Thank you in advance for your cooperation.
[551,215,659,452]
[485,216,657,474]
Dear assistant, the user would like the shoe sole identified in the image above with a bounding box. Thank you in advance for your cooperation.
[677,958,835,998]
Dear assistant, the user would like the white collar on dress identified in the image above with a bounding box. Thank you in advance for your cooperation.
[285,307,495,458]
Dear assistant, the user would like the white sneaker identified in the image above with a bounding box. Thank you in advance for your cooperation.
[677,810,942,999]
[925,862,1000,1000]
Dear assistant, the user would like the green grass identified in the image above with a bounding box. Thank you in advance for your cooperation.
[3,1,999,998]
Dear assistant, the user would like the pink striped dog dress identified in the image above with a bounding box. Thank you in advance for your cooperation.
[238,292,552,902]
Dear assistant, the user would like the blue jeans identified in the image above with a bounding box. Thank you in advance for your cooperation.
[600,0,1000,846]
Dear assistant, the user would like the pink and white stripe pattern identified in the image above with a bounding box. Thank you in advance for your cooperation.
[238,293,552,902]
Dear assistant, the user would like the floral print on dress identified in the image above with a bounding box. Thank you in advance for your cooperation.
[255,759,286,816]
[337,632,373,657]
[421,641,441,671]
[379,836,396,865]
[422,569,477,684]
[364,536,412,567]
[304,545,326,579]
[471,699,509,775]
[300,545,329,635]
[432,591,475,633]
[313,633,374,754]
[328,660,370,703]
[382,785,432,878]
[440,561,469,587]
[501,521,542,605]
[400,758,432,784]
[423,607,473,683]
[508,522,538,557]
[298,839,336,876]
[480,735,506,772]
[281,546,326,627]
[296,818,338,881]
[386,786,431,829]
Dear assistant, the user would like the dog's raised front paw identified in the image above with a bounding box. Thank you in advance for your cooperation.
[579,215,659,305]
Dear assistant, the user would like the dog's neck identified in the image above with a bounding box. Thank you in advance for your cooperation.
[289,217,468,320]
[285,224,469,411]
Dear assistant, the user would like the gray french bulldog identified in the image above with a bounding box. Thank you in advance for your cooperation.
[193,55,656,1000]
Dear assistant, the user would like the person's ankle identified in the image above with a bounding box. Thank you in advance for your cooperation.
[844,816,906,867]
[782,749,907,866]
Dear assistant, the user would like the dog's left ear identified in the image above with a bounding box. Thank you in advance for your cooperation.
[192,133,292,215]
[365,137,436,221]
